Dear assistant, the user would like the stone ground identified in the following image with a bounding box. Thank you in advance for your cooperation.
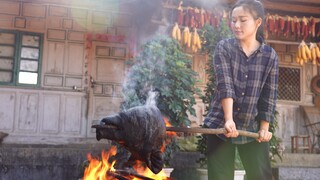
[273,153,320,180]
[0,144,319,180]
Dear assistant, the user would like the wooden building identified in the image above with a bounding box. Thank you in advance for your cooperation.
[0,0,319,166]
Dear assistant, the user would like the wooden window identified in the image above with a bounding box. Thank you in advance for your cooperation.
[278,67,301,102]
[0,30,43,86]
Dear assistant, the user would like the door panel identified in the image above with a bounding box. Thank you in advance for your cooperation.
[87,42,128,137]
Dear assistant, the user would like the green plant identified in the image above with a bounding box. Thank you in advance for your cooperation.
[121,35,201,127]
[269,110,283,163]
[176,135,199,152]
[120,35,201,166]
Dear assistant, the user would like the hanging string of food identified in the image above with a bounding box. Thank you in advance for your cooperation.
[168,1,320,54]
[296,41,320,66]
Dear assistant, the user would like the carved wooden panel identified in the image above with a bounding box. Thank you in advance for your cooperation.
[72,19,87,31]
[0,14,14,28]
[63,19,73,29]
[62,95,83,134]
[0,1,20,16]
[114,84,122,97]
[22,3,46,18]
[0,92,15,130]
[0,45,14,57]
[96,58,124,83]
[46,41,65,74]
[93,84,103,94]
[0,32,15,44]
[96,46,110,56]
[47,17,62,28]
[15,17,26,28]
[26,18,46,30]
[113,13,132,27]
[69,8,88,19]
[65,77,82,87]
[47,29,66,40]
[66,43,84,75]
[44,75,63,86]
[92,11,112,25]
[103,84,113,96]
[88,96,122,136]
[18,93,39,132]
[68,31,84,42]
[92,97,122,119]
[112,47,126,58]
[49,6,68,17]
[116,27,132,36]
[41,94,60,133]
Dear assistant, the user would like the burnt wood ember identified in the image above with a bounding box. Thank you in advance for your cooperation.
[94,105,166,174]
[109,169,155,180]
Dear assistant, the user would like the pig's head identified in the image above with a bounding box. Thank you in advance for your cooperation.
[95,105,166,174]
[96,113,126,142]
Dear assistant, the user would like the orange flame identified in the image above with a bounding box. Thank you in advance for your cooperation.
[83,146,170,180]
[83,146,117,180]
[163,116,176,137]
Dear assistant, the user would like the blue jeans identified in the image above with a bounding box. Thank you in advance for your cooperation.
[207,134,273,180]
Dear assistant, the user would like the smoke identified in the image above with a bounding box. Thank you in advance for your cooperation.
[145,91,159,107]
[189,0,222,8]
[127,0,164,44]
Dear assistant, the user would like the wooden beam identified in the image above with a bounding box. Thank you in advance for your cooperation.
[267,0,320,4]
[263,0,320,15]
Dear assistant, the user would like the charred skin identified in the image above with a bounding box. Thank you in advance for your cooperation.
[96,105,166,174]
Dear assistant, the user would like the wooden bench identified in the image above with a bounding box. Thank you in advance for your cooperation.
[291,135,311,153]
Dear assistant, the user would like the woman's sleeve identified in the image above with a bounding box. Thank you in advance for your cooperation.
[213,41,236,102]
[257,50,279,123]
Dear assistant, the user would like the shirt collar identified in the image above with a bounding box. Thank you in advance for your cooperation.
[233,36,266,53]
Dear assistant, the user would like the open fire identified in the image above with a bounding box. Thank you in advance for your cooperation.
[83,146,172,180]
[87,103,180,180]
[84,116,177,180]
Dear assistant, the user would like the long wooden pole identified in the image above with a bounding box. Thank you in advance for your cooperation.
[166,127,259,139]
[92,125,260,139]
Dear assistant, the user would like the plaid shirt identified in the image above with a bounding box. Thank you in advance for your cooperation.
[204,38,279,144]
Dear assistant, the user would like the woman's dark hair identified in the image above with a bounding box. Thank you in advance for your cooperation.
[231,0,265,40]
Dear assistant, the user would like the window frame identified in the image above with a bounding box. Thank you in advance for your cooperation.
[0,29,43,87]
[277,65,303,104]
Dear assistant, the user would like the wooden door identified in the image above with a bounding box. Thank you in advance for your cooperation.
[87,41,128,137]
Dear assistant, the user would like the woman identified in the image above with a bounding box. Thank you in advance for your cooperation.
[204,0,278,179]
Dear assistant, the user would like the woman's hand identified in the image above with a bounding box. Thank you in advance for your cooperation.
[224,119,239,138]
[257,129,272,143]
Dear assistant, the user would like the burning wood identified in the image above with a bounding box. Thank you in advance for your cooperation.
[83,146,173,180]
[108,169,155,180]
